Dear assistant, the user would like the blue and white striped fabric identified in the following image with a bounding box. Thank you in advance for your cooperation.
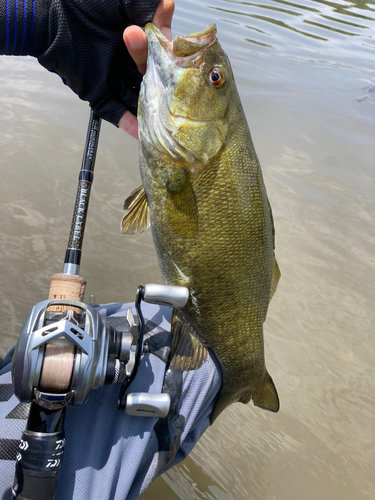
[0,302,221,500]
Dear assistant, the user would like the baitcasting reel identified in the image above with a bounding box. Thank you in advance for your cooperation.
[11,283,189,418]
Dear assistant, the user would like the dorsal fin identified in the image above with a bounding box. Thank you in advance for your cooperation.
[270,257,281,303]
[121,185,150,235]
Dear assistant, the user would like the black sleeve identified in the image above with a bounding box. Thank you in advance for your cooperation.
[0,0,49,57]
[0,0,160,125]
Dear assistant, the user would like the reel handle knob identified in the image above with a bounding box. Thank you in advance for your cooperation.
[125,392,171,418]
[142,284,189,309]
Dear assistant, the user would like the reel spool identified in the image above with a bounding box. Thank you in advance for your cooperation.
[41,273,87,393]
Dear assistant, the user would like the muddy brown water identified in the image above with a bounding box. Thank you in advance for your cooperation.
[1,0,374,498]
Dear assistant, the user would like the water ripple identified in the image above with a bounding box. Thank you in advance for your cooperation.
[205,0,375,68]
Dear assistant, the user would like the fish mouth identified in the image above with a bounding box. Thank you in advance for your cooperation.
[145,23,217,59]
[139,23,222,165]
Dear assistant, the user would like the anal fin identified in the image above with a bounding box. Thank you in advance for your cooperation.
[210,371,279,424]
[252,371,280,412]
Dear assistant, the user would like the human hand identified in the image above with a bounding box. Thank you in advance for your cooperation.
[118,0,174,139]
[36,0,172,130]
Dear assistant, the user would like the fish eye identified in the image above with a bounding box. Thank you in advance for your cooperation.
[209,68,224,87]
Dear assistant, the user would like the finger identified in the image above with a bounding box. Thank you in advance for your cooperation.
[123,0,175,75]
[153,0,175,40]
[118,110,138,139]
[121,0,175,137]
[123,26,147,75]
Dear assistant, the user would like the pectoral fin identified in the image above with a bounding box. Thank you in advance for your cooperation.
[121,185,150,235]
[165,170,198,238]
[170,311,207,371]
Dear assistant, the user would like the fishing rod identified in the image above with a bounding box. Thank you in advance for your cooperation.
[10,109,189,500]
[10,109,102,500]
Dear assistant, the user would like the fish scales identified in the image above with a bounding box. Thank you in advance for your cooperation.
[122,23,280,422]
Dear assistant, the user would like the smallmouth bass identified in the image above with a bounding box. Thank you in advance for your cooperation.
[122,23,280,423]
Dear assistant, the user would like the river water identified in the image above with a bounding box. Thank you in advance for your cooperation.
[0,0,374,499]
